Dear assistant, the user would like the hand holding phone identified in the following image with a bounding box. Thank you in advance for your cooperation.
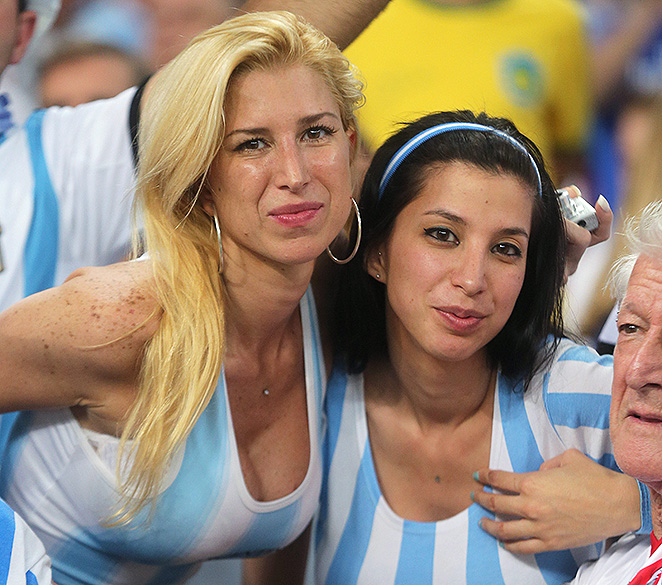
[557,189,599,232]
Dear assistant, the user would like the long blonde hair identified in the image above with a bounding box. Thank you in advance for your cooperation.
[117,10,364,524]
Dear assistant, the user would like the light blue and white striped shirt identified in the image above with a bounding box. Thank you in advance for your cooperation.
[314,339,636,585]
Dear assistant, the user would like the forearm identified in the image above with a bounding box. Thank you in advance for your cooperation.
[241,0,391,49]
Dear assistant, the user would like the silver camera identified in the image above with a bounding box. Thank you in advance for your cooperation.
[557,189,599,232]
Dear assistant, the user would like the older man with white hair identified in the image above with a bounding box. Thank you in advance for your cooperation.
[569,200,662,584]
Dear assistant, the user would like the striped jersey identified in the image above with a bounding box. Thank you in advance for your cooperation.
[0,88,135,313]
[0,289,325,585]
[0,497,52,585]
[314,339,624,585]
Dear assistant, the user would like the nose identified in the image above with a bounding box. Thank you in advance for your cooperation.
[275,142,310,192]
[624,329,662,392]
[450,244,487,296]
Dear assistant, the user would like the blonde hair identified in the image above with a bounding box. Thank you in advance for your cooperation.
[118,10,363,524]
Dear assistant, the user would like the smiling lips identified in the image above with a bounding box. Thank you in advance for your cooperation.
[269,202,323,227]
[628,409,662,426]
[435,306,486,333]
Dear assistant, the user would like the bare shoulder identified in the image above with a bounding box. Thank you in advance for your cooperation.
[0,260,162,412]
[0,260,162,373]
[57,260,162,345]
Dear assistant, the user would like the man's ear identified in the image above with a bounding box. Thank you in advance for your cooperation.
[365,247,386,283]
[10,10,36,65]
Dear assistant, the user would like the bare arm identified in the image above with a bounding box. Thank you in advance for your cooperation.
[241,0,391,50]
[0,262,158,418]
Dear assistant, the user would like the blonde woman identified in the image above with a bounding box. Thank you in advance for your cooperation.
[0,11,362,585]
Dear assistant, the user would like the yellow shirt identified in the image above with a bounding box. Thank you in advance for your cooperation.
[344,0,591,164]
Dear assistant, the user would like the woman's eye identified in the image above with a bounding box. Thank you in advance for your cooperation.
[424,227,458,244]
[303,125,335,141]
[492,242,522,257]
[235,137,266,152]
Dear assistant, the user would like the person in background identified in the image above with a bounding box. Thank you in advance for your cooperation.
[37,39,149,107]
[343,0,592,186]
[312,110,643,585]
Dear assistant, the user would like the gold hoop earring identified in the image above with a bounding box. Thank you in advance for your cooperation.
[327,197,362,265]
[212,208,224,273]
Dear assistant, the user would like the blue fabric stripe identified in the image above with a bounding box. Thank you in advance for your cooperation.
[499,375,580,584]
[394,521,435,585]
[0,412,33,495]
[54,376,231,581]
[557,345,613,367]
[24,109,59,297]
[229,503,299,558]
[26,569,38,585]
[544,393,611,430]
[316,362,349,548]
[325,363,348,466]
[0,501,16,584]
[304,289,324,435]
[324,447,379,585]
[467,503,505,585]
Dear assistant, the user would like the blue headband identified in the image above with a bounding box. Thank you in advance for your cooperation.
[378,122,543,200]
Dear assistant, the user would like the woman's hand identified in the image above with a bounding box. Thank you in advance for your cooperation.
[472,449,640,554]
[563,185,613,282]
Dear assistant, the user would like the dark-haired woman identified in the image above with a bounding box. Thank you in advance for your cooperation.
[312,111,647,584]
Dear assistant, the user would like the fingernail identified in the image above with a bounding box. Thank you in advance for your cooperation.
[596,195,611,212]
[470,492,474,501]
[473,471,480,481]
[478,518,482,528]
[498,541,505,549]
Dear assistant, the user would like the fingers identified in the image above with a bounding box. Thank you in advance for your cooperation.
[591,195,613,245]
[471,489,525,517]
[478,517,567,554]
[473,469,524,494]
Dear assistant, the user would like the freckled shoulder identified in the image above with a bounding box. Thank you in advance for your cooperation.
[0,261,162,412]
[59,260,162,347]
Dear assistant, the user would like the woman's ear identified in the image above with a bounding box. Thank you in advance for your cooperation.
[199,185,216,218]
[365,248,386,283]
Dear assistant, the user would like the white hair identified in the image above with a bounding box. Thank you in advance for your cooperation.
[609,200,662,301]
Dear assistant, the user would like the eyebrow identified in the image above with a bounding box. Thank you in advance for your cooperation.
[423,209,530,238]
[225,112,341,139]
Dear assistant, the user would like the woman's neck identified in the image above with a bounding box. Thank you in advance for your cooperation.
[366,347,496,431]
[222,248,314,349]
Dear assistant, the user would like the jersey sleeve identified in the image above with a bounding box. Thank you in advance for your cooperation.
[542,339,614,465]
[39,88,138,268]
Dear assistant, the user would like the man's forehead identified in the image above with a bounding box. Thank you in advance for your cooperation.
[624,254,662,304]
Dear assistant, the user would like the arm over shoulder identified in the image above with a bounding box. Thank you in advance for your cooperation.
[0,261,160,415]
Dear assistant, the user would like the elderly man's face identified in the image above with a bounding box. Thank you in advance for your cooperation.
[611,254,662,493]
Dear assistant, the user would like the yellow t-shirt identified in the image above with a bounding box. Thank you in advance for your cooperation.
[344,0,591,165]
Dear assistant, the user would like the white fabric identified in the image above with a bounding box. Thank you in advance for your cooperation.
[0,289,325,585]
[0,87,136,312]
[315,339,618,585]
[568,532,652,585]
